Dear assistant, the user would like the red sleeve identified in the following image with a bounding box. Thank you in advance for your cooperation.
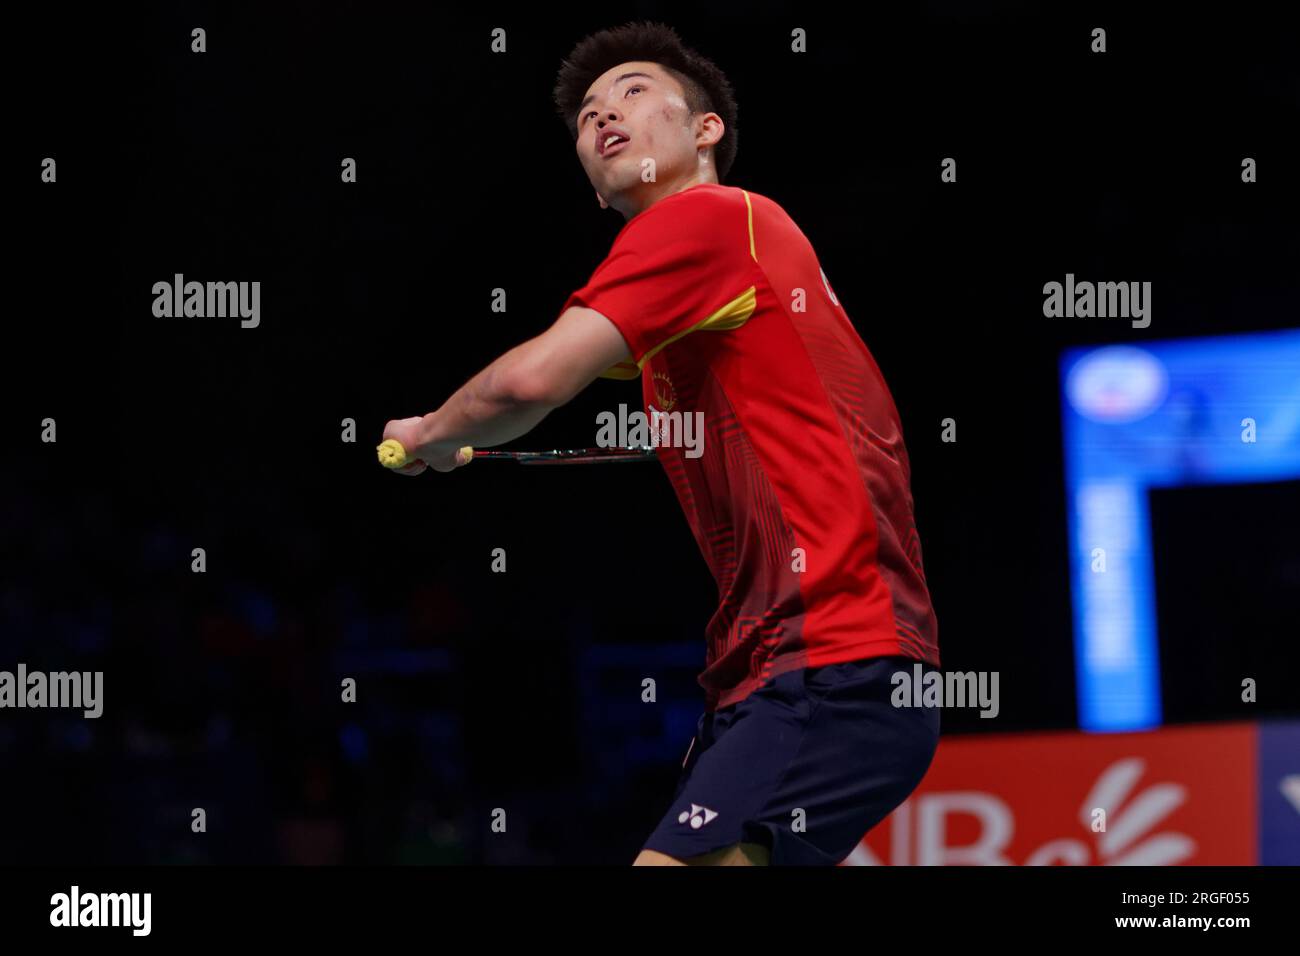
[560,188,760,379]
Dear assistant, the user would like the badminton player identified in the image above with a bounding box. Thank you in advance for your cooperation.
[382,21,941,866]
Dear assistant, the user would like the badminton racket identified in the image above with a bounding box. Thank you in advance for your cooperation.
[377,439,656,468]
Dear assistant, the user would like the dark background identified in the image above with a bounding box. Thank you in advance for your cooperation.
[3,2,1297,864]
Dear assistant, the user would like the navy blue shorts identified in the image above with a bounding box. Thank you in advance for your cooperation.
[642,655,941,865]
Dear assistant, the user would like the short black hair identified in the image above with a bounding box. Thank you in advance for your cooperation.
[553,21,739,183]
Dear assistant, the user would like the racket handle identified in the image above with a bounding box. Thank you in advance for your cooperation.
[376,439,409,468]
[376,439,474,469]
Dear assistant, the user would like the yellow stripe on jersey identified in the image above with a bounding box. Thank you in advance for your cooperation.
[599,359,643,380]
[743,190,757,262]
[597,285,758,379]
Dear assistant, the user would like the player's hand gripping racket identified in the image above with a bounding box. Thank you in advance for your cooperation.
[377,440,656,468]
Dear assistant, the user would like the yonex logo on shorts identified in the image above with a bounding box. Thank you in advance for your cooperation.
[678,803,719,829]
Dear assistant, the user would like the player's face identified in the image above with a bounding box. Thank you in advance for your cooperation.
[574,61,707,213]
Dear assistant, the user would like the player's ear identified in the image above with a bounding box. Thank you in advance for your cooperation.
[595,190,609,209]
[696,112,725,151]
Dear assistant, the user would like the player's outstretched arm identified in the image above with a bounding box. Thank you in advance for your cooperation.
[380,306,631,475]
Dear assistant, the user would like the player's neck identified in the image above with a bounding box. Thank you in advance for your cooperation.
[619,175,719,221]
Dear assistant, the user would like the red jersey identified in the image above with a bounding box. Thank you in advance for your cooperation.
[562,183,939,711]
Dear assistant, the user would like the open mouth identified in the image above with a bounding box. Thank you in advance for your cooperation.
[600,133,630,158]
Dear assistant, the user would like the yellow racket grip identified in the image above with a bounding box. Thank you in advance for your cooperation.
[376,439,410,469]
[376,439,474,469]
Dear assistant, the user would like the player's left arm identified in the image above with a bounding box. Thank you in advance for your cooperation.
[381,305,631,474]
